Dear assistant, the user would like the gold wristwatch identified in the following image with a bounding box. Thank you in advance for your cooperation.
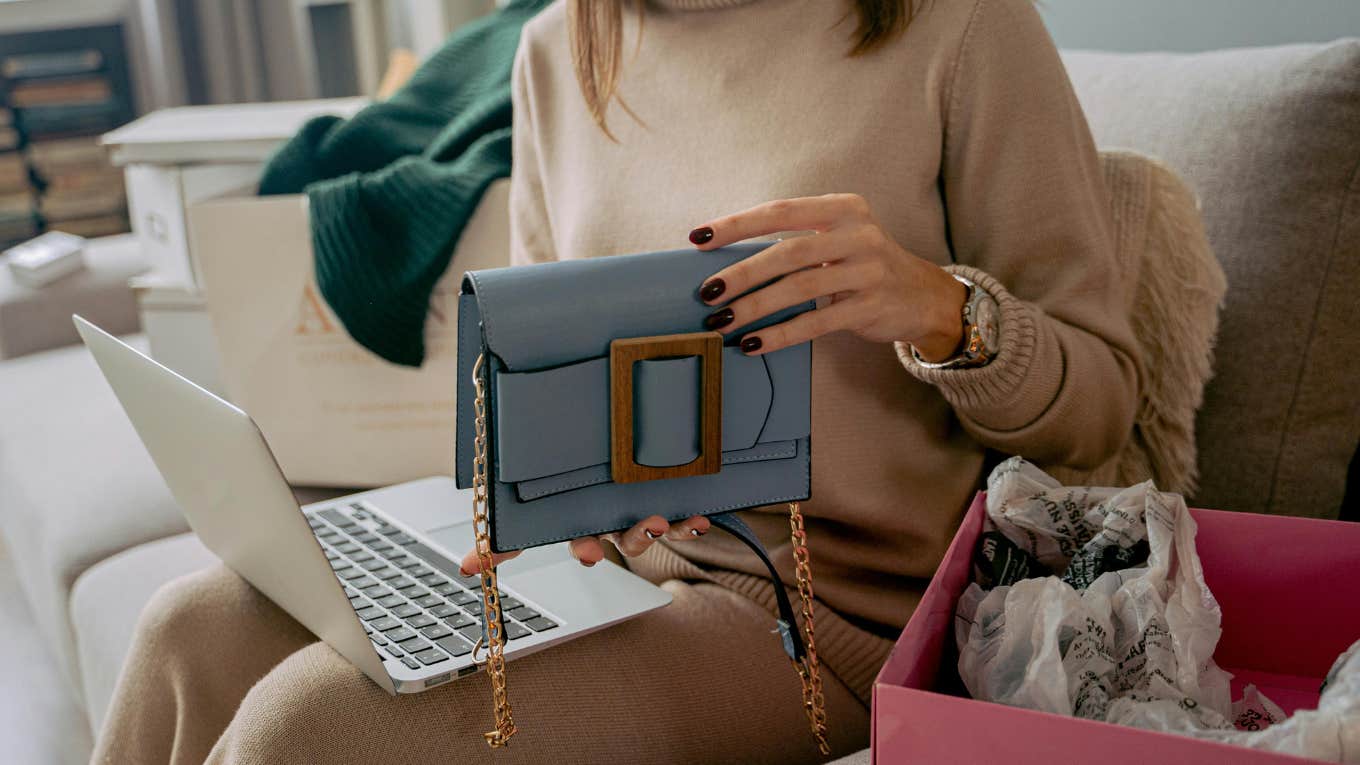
[911,274,999,369]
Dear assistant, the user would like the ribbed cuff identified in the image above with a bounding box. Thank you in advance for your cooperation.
[897,265,1062,432]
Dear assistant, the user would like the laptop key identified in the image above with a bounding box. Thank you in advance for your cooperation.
[407,614,435,628]
[500,598,522,611]
[361,584,388,598]
[401,638,431,653]
[356,607,385,621]
[318,509,349,526]
[400,656,420,670]
[370,632,387,646]
[359,559,386,571]
[352,531,378,543]
[390,576,417,591]
[307,516,325,528]
[404,588,430,600]
[421,624,454,640]
[391,556,419,569]
[449,591,477,606]
[429,604,457,618]
[419,574,443,586]
[350,598,372,611]
[390,603,420,619]
[457,624,483,643]
[506,607,539,622]
[407,565,433,578]
[369,541,395,554]
[372,617,402,631]
[323,549,340,560]
[463,600,483,616]
[413,648,448,666]
[432,582,458,596]
[350,576,377,589]
[335,568,364,580]
[390,533,417,546]
[384,644,405,659]
[445,613,475,630]
[384,627,416,642]
[377,525,404,538]
[349,551,374,563]
[415,595,442,608]
[377,594,405,608]
[336,542,361,554]
[343,586,359,599]
[505,622,531,640]
[375,568,403,581]
[524,616,558,632]
[436,635,474,657]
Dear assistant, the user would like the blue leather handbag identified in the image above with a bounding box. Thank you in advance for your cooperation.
[455,243,828,751]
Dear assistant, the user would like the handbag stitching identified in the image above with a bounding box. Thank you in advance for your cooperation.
[492,439,811,549]
[514,442,799,501]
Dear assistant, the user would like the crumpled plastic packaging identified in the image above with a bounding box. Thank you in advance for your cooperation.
[956,457,1360,762]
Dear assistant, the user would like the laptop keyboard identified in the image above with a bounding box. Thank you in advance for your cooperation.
[306,503,558,673]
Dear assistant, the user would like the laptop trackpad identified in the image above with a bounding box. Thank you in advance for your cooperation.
[423,522,570,575]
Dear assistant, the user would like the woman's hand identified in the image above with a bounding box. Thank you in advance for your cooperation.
[459,515,711,574]
[690,193,968,361]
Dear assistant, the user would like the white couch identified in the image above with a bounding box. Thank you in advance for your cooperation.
[2,39,1355,761]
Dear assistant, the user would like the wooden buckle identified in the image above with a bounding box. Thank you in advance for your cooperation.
[609,331,722,484]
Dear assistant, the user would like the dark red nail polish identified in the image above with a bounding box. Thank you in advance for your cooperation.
[700,278,726,302]
[740,336,763,353]
[689,226,714,245]
[704,308,734,330]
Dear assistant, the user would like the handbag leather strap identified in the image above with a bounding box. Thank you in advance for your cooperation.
[708,512,807,662]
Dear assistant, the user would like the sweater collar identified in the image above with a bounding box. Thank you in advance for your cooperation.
[649,0,764,10]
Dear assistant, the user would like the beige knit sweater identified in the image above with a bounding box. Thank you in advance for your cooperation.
[510,0,1140,684]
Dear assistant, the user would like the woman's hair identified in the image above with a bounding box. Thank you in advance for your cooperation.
[567,0,919,138]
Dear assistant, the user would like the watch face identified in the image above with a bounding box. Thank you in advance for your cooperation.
[974,295,1000,354]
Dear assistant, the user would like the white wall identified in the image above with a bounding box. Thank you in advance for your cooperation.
[1041,0,1360,52]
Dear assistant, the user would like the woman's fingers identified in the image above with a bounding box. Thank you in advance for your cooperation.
[602,515,670,557]
[568,537,607,567]
[458,548,522,576]
[666,515,711,541]
[736,296,870,355]
[699,232,849,307]
[704,260,873,335]
[690,194,872,251]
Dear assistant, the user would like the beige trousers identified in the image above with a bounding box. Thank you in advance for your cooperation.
[92,545,877,764]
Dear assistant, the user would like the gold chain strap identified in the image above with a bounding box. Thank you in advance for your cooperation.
[471,353,517,748]
[788,500,831,755]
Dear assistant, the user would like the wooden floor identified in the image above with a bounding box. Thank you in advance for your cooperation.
[0,534,92,765]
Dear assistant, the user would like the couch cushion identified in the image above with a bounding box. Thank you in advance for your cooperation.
[69,533,215,734]
[0,337,188,694]
[1063,40,1360,519]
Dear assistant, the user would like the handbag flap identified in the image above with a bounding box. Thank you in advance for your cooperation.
[456,243,812,492]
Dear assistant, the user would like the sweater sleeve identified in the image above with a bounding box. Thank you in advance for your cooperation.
[896,0,1142,470]
[508,38,557,267]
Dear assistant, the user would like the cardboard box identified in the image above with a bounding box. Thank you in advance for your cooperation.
[873,493,1360,764]
[186,179,509,487]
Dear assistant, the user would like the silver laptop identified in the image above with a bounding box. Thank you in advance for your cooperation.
[74,316,671,694]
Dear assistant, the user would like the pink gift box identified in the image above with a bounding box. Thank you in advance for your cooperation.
[872,492,1360,764]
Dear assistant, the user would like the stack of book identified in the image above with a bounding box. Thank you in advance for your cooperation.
[31,135,126,238]
[0,25,134,247]
[0,107,34,244]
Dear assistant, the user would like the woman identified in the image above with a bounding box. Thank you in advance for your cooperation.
[94,0,1139,762]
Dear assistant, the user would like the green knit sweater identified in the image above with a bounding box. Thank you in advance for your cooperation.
[258,0,548,367]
